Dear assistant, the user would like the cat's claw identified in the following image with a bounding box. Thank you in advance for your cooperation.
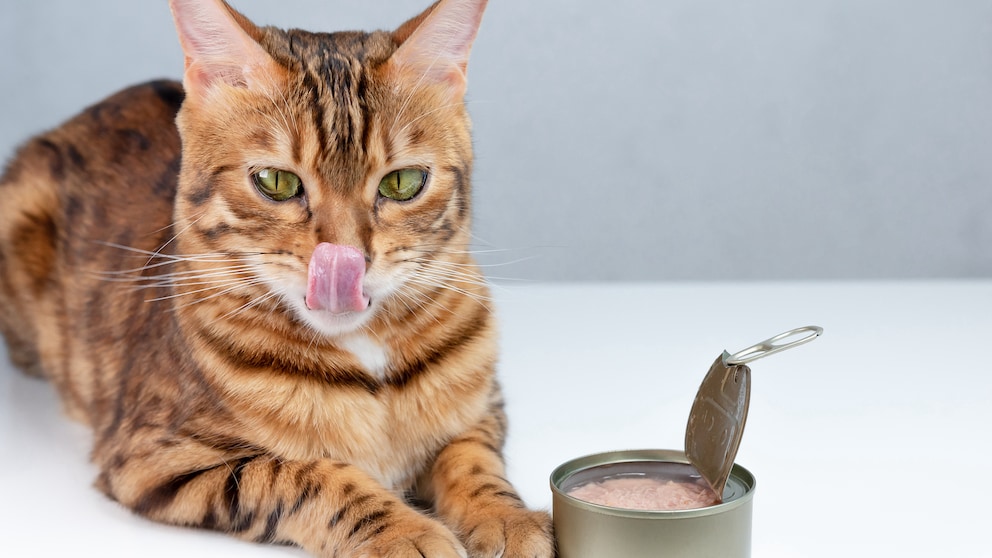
[461,508,554,558]
[351,513,467,558]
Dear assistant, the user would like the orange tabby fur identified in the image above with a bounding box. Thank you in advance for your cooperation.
[0,1,553,556]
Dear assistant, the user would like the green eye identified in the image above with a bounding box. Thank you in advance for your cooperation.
[378,168,427,201]
[253,168,303,201]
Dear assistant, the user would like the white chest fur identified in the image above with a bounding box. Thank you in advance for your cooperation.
[339,334,390,379]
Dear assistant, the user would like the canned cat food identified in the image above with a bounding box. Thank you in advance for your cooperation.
[551,449,755,558]
[564,460,720,511]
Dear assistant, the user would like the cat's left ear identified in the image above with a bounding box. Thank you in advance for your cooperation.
[387,0,489,100]
[169,0,285,100]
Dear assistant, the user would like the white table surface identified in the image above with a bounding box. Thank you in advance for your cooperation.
[2,281,990,557]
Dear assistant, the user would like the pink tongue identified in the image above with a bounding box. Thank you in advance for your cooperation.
[305,243,370,314]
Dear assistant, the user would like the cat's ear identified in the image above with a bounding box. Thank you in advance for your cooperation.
[168,0,285,99]
[387,0,489,99]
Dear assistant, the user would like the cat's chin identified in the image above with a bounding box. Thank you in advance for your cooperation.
[295,300,375,338]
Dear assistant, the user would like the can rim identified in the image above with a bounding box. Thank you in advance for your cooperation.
[550,449,756,519]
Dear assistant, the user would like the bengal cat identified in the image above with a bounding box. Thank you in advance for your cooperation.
[0,0,553,556]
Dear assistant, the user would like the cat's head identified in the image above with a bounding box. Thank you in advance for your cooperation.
[167,0,488,337]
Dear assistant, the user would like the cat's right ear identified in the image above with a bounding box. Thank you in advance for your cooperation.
[168,0,285,101]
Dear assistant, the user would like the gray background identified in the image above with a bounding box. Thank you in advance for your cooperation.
[1,0,989,281]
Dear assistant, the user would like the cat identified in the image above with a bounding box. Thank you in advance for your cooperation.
[0,0,554,556]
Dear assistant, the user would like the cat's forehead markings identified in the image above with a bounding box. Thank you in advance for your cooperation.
[247,130,299,170]
[385,131,433,169]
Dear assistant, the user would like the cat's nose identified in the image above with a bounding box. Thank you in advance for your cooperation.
[312,203,372,257]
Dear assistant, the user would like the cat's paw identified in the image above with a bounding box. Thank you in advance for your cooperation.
[461,507,554,558]
[352,512,467,558]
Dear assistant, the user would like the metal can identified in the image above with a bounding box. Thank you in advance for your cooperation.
[550,449,755,558]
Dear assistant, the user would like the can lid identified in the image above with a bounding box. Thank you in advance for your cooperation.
[685,326,823,498]
[684,356,750,499]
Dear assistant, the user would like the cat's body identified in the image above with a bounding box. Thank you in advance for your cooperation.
[0,1,552,557]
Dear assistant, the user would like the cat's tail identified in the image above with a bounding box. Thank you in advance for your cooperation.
[0,138,61,379]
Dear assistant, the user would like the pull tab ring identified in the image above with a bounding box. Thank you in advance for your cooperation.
[723,325,823,366]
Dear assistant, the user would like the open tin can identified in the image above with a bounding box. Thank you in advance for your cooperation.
[550,449,755,558]
[550,328,821,557]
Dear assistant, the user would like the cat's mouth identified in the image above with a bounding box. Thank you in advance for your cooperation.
[305,243,371,315]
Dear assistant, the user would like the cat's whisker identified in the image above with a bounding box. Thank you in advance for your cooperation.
[221,290,281,321]
[417,257,536,271]
[410,260,493,285]
[404,256,492,267]
[92,244,291,322]
[126,210,209,242]
[412,266,490,288]
[140,265,259,280]
[91,240,188,261]
[133,275,254,293]
[407,280,492,307]
[379,286,417,319]
[92,244,285,283]
[144,277,260,304]
[100,260,254,280]
[409,258,499,273]
[130,263,258,278]
[396,243,538,284]
[162,279,270,311]
[94,241,264,263]
[411,286,475,320]
[404,275,492,308]
[143,213,209,269]
[407,260,529,285]
[398,244,518,256]
[387,283,447,326]
[94,264,261,283]
[409,263,492,288]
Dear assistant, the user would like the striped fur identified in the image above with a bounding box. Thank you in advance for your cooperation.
[0,1,552,556]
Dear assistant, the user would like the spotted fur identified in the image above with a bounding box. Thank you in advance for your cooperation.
[0,1,552,556]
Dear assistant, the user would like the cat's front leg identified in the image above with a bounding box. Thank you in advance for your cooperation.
[426,416,554,558]
[100,448,466,558]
